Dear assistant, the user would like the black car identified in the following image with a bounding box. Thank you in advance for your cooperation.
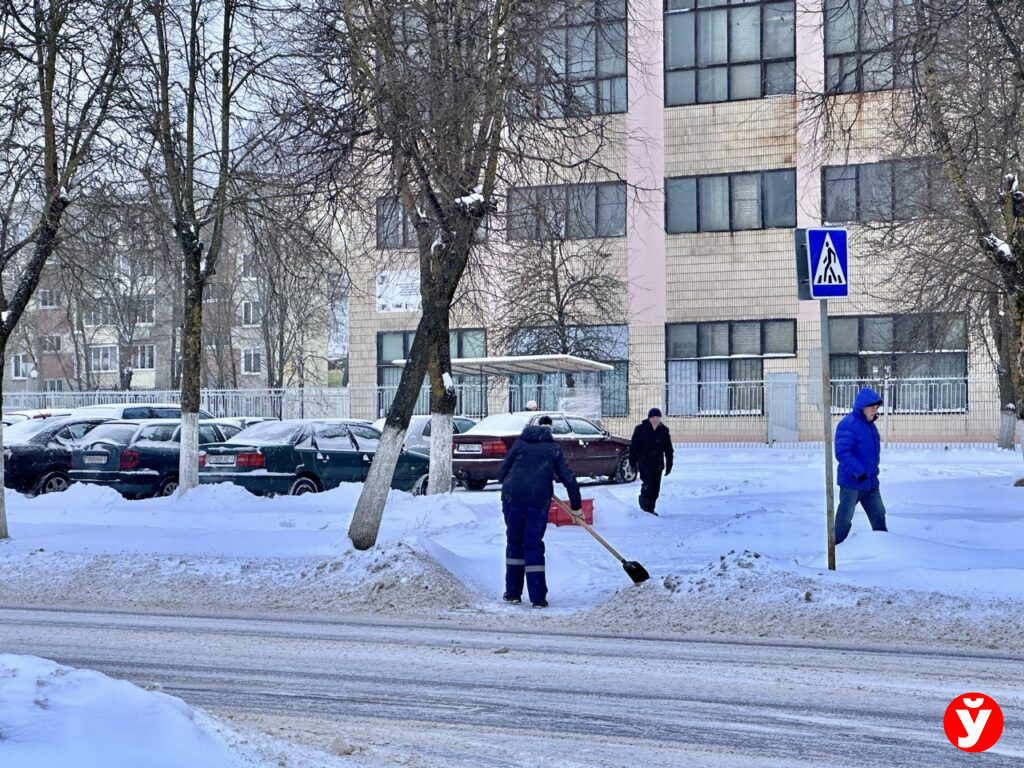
[70,419,244,498]
[199,419,434,496]
[3,417,110,495]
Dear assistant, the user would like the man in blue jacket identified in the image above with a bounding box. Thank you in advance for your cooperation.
[498,415,582,607]
[834,387,889,544]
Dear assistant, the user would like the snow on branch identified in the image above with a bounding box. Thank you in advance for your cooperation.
[442,371,456,394]
[1004,173,1019,194]
[982,233,1016,263]
[455,185,484,209]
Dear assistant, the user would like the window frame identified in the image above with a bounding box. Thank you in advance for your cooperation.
[242,348,262,375]
[822,158,936,224]
[42,335,62,353]
[38,288,60,308]
[664,0,797,107]
[666,169,797,233]
[507,181,627,242]
[133,344,155,371]
[242,300,261,327]
[823,0,910,95]
[375,196,417,249]
[89,344,119,373]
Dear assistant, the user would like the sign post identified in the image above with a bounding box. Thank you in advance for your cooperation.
[796,227,849,571]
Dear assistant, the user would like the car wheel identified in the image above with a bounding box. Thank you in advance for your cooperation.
[37,472,70,495]
[613,453,637,484]
[158,477,178,496]
[289,476,320,496]
[412,474,429,496]
[463,478,487,491]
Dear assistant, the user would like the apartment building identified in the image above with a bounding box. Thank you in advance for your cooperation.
[346,0,997,442]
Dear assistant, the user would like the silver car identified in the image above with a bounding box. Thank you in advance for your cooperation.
[372,415,477,454]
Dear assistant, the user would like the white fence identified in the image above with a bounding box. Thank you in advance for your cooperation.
[3,377,1015,446]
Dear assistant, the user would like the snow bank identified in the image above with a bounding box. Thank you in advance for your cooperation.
[0,654,244,768]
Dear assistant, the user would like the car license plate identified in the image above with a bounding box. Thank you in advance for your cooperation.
[207,455,236,466]
[83,455,106,464]
[457,444,482,453]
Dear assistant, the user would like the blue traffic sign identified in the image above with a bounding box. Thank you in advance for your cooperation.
[806,228,849,299]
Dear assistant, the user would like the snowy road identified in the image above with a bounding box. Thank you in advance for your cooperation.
[2,607,1021,767]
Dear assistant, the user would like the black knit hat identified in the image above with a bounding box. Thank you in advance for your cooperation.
[648,407,662,418]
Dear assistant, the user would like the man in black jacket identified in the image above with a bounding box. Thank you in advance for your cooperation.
[498,415,582,608]
[629,407,673,515]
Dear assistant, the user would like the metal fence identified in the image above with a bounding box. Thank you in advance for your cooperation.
[3,376,1016,447]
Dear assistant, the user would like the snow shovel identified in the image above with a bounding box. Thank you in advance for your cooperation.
[551,498,649,584]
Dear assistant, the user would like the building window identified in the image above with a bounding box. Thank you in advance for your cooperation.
[240,252,257,278]
[507,325,629,417]
[378,329,487,416]
[243,348,262,375]
[38,289,60,308]
[44,378,64,392]
[532,1,628,117]
[822,158,937,224]
[665,0,795,106]
[666,170,795,232]
[42,335,62,353]
[507,182,627,241]
[10,353,30,379]
[376,197,416,249]
[138,296,156,325]
[824,0,909,94]
[829,313,968,412]
[89,345,118,373]
[84,302,116,327]
[130,257,155,280]
[242,300,261,327]
[665,319,796,416]
[133,344,155,370]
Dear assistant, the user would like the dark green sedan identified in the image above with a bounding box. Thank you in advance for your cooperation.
[198,419,434,496]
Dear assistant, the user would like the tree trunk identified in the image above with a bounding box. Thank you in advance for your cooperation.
[0,357,7,540]
[349,297,451,548]
[428,340,457,495]
[177,242,204,494]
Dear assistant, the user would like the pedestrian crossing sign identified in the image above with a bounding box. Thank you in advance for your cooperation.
[806,228,849,299]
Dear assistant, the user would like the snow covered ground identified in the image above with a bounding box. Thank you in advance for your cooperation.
[0,446,1021,650]
[1,446,1022,766]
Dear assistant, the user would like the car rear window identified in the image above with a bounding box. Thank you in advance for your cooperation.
[464,413,534,436]
[123,407,152,419]
[228,421,302,444]
[3,419,56,444]
[85,424,139,445]
[138,424,178,442]
[150,407,182,418]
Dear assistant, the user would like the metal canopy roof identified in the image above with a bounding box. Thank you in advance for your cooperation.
[391,354,614,376]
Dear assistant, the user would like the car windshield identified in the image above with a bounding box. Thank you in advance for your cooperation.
[228,420,302,444]
[84,424,138,445]
[3,419,56,444]
[464,413,535,436]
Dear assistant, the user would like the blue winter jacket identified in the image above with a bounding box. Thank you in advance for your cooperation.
[499,426,582,511]
[835,387,884,490]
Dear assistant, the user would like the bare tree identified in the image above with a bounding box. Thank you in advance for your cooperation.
[128,0,285,493]
[281,0,629,547]
[803,0,1024,466]
[0,0,132,538]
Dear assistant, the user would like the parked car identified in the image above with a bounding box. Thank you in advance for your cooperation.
[452,411,636,491]
[2,409,74,427]
[371,415,478,455]
[69,419,245,498]
[70,403,215,420]
[2,416,111,495]
[199,419,432,496]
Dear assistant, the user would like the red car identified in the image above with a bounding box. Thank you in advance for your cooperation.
[452,411,636,491]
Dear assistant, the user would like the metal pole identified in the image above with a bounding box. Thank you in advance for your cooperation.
[820,299,836,571]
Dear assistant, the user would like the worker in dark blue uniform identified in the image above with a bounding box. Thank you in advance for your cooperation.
[498,415,582,608]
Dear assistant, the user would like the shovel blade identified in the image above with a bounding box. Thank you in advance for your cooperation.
[622,560,650,584]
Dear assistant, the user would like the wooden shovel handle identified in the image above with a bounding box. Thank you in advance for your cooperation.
[551,497,627,563]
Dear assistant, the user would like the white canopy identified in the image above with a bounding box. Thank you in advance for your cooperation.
[391,353,614,376]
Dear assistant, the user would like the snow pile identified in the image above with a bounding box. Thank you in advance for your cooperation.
[0,654,244,768]
[0,655,368,768]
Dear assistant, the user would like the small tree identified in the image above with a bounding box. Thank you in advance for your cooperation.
[285,0,629,546]
[0,0,132,538]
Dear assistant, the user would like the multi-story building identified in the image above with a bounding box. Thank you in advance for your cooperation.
[344,0,999,443]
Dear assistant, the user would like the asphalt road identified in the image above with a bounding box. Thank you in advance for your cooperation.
[1,606,1022,767]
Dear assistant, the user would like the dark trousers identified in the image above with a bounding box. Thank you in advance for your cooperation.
[835,487,888,544]
[503,498,548,604]
[638,465,663,512]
